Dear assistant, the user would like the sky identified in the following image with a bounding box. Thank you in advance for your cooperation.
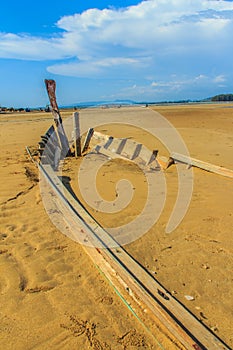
[1,0,233,108]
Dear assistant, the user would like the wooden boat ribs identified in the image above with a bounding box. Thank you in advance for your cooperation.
[28,81,232,349]
[33,133,231,350]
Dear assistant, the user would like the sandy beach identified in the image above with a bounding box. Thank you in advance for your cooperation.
[0,104,232,349]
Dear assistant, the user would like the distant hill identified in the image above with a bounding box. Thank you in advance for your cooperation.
[6,95,233,111]
[211,94,233,102]
[63,99,137,109]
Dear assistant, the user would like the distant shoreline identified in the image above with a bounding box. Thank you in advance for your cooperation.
[2,100,233,114]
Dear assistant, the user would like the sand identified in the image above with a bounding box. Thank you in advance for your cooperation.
[0,104,232,349]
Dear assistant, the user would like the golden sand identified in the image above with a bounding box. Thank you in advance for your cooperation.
[0,105,232,349]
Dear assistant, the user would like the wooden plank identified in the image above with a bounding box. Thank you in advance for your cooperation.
[95,145,160,171]
[45,139,57,154]
[38,141,46,149]
[132,143,142,160]
[46,125,56,138]
[41,135,49,143]
[120,139,139,160]
[105,137,124,154]
[137,144,153,165]
[91,132,161,170]
[73,112,81,157]
[82,128,94,154]
[42,144,55,161]
[171,152,233,179]
[38,125,62,169]
[47,127,59,148]
[92,131,110,144]
[41,188,176,347]
[95,145,129,162]
[39,163,230,350]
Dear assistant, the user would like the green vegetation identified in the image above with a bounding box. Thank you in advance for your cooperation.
[211,94,233,102]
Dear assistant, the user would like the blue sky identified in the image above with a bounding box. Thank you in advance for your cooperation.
[1,0,233,107]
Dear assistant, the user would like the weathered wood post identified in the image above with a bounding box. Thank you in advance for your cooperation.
[82,128,94,154]
[73,112,81,157]
[44,79,70,157]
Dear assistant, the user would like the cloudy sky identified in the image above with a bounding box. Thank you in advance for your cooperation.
[1,0,233,107]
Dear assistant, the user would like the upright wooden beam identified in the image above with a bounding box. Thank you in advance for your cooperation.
[82,128,94,153]
[44,79,70,156]
[73,112,81,157]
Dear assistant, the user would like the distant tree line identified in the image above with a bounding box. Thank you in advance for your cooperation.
[211,94,233,101]
[0,106,31,113]
[0,106,49,113]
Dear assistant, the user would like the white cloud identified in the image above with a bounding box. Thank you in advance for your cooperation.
[151,74,209,89]
[47,56,148,78]
[0,0,233,89]
[55,0,233,56]
[88,70,230,102]
[0,33,73,60]
[195,74,207,81]
[213,74,226,83]
[148,73,226,99]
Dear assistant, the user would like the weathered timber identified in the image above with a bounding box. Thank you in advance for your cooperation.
[25,146,37,166]
[170,152,233,179]
[39,161,230,350]
[92,132,160,170]
[82,128,94,153]
[45,125,56,139]
[38,149,45,157]
[94,144,160,171]
[73,112,82,157]
[41,135,49,143]
[93,130,110,143]
[44,79,70,156]
[38,120,62,169]
[38,141,46,149]
[92,131,162,170]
